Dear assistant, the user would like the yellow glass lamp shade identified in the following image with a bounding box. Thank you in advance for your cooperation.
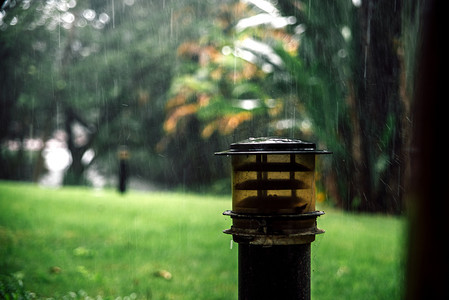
[216,137,330,215]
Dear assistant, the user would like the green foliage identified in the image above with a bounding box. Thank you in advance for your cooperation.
[0,274,34,300]
[1,0,417,213]
[0,181,405,299]
[0,0,227,186]
[0,273,139,300]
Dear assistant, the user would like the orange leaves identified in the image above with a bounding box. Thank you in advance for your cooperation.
[177,42,202,60]
[164,90,213,135]
[164,0,301,141]
[164,103,198,134]
[166,90,189,110]
[220,111,252,134]
[164,86,253,138]
[177,42,221,66]
[197,93,211,107]
[165,97,253,139]
[201,111,252,138]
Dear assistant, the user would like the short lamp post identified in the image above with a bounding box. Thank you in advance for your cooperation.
[216,137,331,300]
[118,145,129,194]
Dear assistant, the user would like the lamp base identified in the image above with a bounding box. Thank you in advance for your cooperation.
[238,243,311,300]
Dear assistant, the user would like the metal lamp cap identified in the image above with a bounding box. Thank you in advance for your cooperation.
[215,137,332,155]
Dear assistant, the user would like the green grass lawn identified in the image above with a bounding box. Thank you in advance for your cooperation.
[0,181,405,299]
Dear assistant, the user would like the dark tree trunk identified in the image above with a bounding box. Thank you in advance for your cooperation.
[351,0,404,213]
[277,0,408,213]
[63,107,94,186]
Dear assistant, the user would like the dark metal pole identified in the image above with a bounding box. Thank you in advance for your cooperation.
[239,244,310,300]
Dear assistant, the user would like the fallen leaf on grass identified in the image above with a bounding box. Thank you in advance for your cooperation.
[49,266,62,274]
[154,270,172,280]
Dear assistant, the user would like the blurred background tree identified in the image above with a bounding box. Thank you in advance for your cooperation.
[0,0,420,213]
[277,0,412,213]
[159,0,416,213]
